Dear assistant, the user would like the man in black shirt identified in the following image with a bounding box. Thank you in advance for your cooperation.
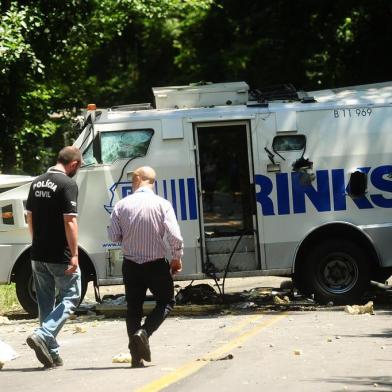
[25,146,82,368]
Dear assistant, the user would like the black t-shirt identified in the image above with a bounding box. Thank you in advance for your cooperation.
[26,167,78,263]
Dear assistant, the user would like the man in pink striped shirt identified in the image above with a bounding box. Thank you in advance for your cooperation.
[108,166,183,368]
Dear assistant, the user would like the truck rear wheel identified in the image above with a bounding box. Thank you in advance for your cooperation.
[304,239,370,305]
[14,260,89,317]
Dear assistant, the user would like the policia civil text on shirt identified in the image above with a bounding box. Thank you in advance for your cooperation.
[108,166,183,368]
[25,146,82,368]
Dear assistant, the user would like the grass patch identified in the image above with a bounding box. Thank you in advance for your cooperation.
[0,283,21,315]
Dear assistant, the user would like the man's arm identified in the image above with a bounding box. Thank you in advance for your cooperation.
[163,205,184,274]
[169,259,182,275]
[26,211,33,239]
[64,214,78,275]
[107,205,123,243]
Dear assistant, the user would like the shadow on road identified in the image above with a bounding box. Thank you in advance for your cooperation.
[310,375,392,391]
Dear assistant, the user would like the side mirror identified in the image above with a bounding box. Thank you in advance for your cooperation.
[347,171,367,198]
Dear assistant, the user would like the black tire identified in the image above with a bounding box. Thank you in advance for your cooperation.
[15,260,38,317]
[372,269,392,284]
[14,259,89,317]
[292,267,313,297]
[304,239,370,305]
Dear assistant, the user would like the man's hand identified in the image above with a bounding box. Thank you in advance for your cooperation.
[65,255,79,275]
[170,259,182,275]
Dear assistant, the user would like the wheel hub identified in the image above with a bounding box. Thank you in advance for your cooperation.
[319,254,359,294]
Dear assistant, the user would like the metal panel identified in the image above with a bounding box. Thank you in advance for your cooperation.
[207,252,257,272]
[275,111,297,132]
[360,223,392,267]
[264,241,298,270]
[153,82,249,109]
[205,235,255,254]
[161,118,184,139]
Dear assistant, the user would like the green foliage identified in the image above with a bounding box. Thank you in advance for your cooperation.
[0,3,43,74]
[0,0,391,174]
[0,284,20,314]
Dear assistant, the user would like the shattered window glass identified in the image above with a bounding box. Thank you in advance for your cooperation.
[82,129,154,165]
[82,142,96,165]
[272,135,306,152]
[101,130,153,164]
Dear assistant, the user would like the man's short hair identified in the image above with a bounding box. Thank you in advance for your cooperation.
[133,166,156,184]
[57,146,82,165]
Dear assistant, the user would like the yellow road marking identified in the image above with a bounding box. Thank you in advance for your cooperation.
[225,314,265,333]
[136,312,287,392]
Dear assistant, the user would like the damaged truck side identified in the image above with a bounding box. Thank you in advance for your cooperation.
[1,80,392,316]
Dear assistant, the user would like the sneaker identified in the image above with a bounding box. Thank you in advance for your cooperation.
[26,333,54,368]
[132,329,151,362]
[52,355,63,367]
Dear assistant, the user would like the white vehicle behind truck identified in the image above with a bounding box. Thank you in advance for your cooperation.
[0,175,34,193]
[1,81,392,315]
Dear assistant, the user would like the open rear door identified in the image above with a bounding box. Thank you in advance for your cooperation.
[195,121,260,275]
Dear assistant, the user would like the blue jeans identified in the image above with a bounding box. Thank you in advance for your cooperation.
[32,260,81,357]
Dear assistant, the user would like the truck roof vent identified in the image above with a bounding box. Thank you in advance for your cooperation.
[109,103,153,112]
[152,81,249,109]
[249,83,299,103]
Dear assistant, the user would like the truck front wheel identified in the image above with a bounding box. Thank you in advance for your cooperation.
[304,239,370,305]
[14,260,89,317]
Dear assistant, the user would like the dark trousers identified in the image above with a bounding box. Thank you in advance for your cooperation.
[122,258,175,348]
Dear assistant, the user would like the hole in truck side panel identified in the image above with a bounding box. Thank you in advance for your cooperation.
[347,170,367,198]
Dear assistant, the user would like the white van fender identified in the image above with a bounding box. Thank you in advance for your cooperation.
[2,243,31,283]
[8,244,97,283]
[292,220,381,274]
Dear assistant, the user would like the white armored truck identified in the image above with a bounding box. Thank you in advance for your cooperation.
[1,80,392,315]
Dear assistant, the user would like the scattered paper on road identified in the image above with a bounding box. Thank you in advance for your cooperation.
[112,353,132,363]
[0,340,18,370]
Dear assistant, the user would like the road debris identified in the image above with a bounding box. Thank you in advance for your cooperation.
[73,325,87,334]
[0,316,11,325]
[102,295,126,306]
[344,301,374,315]
[176,284,219,305]
[233,302,257,310]
[112,353,132,363]
[273,295,290,305]
[197,354,234,361]
[0,340,18,370]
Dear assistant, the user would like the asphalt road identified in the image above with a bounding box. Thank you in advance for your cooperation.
[1,278,392,392]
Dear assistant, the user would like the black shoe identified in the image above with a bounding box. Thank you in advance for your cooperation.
[132,329,151,362]
[129,338,140,363]
[26,333,54,368]
[52,355,63,367]
[131,358,145,368]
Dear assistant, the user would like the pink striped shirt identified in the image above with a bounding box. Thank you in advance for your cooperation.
[107,186,183,263]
